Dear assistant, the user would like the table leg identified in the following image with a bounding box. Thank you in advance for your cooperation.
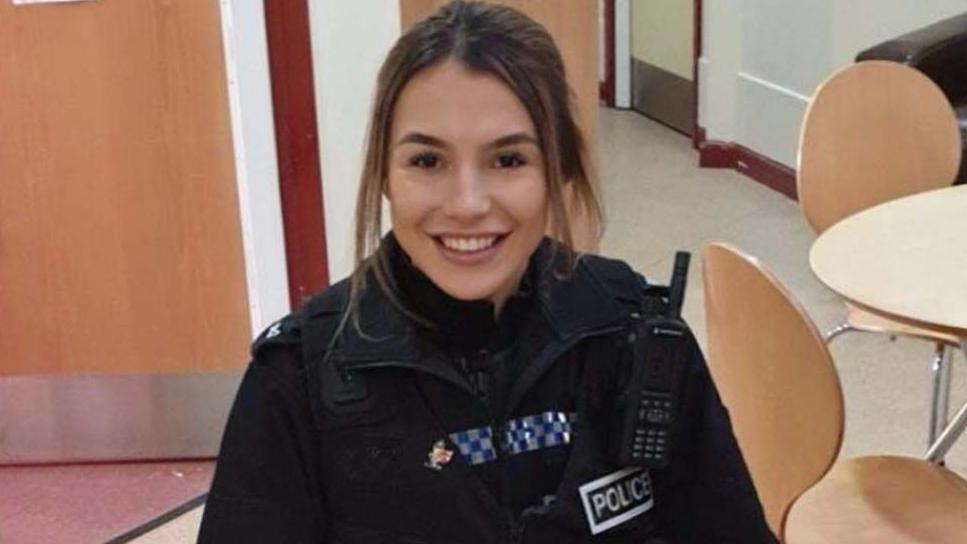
[928,343,952,446]
[925,340,967,464]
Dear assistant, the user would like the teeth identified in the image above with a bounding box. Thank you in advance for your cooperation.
[441,235,498,252]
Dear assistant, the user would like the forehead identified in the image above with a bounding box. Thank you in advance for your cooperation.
[391,60,536,143]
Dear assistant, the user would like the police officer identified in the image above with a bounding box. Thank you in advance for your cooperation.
[199,2,775,542]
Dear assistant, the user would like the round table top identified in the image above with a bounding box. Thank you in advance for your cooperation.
[810,184,967,336]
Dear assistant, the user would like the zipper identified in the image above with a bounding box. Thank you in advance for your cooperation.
[509,516,525,543]
[458,350,504,450]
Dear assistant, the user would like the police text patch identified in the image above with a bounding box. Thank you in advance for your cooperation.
[578,467,654,535]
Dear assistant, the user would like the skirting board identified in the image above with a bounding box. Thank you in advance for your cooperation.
[695,127,798,200]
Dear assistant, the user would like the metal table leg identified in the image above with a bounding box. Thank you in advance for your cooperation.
[925,339,967,464]
[928,343,952,446]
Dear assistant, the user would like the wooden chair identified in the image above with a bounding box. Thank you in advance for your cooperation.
[702,243,967,543]
[797,60,963,445]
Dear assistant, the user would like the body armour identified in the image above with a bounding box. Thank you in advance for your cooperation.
[199,238,775,543]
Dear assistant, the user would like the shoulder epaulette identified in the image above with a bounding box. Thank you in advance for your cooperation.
[248,279,351,360]
[251,311,304,358]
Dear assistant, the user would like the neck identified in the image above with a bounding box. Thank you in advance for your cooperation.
[488,264,529,318]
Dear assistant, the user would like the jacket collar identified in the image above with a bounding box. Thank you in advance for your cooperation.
[321,236,629,366]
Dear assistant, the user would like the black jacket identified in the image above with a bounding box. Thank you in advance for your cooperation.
[199,238,775,543]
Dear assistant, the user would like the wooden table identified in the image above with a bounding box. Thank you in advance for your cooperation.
[810,184,967,461]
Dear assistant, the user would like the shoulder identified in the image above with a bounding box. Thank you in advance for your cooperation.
[248,278,351,370]
[566,252,673,319]
[251,311,303,358]
[573,252,649,303]
[535,249,651,335]
[300,277,352,321]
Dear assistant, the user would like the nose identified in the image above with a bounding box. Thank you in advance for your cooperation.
[442,165,490,220]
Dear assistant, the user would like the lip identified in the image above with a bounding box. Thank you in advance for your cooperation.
[432,233,508,266]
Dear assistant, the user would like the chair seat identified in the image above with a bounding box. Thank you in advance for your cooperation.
[785,455,967,543]
[845,301,962,346]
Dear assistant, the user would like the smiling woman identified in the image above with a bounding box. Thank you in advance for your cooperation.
[199,2,774,543]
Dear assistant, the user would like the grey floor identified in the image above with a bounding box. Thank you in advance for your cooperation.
[131,107,967,542]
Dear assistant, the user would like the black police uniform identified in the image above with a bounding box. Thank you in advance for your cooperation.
[198,235,775,543]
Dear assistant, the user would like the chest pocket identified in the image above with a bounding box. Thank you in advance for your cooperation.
[315,370,493,539]
[318,372,403,490]
[314,369,451,486]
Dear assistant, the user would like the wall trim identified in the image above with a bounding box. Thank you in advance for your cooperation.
[696,127,798,200]
[737,71,811,103]
[218,0,291,336]
[734,70,810,167]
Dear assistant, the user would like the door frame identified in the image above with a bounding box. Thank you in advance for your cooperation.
[263,0,330,308]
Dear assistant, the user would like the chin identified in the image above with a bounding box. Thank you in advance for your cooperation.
[434,277,504,303]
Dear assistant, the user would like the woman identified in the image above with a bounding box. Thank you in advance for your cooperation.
[199,2,773,542]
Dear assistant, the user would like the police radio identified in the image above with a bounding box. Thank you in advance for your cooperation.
[618,252,691,469]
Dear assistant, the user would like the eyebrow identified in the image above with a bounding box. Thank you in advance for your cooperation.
[396,132,445,147]
[395,131,539,149]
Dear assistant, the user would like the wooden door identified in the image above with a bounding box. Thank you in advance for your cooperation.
[399,0,601,251]
[0,0,250,463]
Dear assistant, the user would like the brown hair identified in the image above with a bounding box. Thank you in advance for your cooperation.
[347,0,601,326]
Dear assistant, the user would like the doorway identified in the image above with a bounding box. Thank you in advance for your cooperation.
[603,0,701,137]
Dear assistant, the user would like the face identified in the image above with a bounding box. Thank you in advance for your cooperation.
[386,60,548,312]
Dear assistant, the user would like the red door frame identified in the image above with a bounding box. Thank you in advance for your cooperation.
[600,0,616,106]
[691,0,703,149]
[263,0,329,308]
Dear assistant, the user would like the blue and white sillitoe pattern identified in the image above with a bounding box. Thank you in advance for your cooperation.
[447,411,577,466]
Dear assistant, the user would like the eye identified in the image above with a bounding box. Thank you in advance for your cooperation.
[493,152,527,169]
[409,152,443,169]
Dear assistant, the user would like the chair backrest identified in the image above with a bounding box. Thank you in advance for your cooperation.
[702,243,845,537]
[797,60,961,233]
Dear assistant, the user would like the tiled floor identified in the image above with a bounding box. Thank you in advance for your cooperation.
[23,107,966,542]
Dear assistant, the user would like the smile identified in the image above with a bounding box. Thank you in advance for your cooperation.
[439,235,500,252]
[433,233,508,264]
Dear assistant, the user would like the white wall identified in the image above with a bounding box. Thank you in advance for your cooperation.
[701,0,967,168]
[308,0,401,283]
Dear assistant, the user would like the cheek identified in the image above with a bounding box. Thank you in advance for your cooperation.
[387,179,428,227]
[509,180,549,231]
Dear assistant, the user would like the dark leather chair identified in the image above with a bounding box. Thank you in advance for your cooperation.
[856,12,967,184]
